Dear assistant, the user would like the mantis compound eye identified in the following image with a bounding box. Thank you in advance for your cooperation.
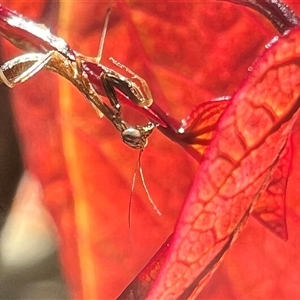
[122,123,155,150]
[122,127,146,149]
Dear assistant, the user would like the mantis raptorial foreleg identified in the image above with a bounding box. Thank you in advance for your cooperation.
[109,57,153,107]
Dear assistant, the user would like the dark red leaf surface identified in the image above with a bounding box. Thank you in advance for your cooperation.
[179,98,230,162]
[2,1,300,299]
[251,135,293,241]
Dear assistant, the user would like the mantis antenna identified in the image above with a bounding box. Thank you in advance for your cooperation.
[96,0,113,64]
[128,150,162,228]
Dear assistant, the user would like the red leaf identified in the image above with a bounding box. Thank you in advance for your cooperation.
[179,90,293,242]
[146,27,300,299]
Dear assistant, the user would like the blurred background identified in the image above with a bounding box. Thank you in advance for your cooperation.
[0,58,67,299]
[0,173,67,299]
[0,2,66,299]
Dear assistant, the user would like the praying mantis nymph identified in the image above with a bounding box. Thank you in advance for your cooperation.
[0,4,156,150]
[0,3,162,222]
